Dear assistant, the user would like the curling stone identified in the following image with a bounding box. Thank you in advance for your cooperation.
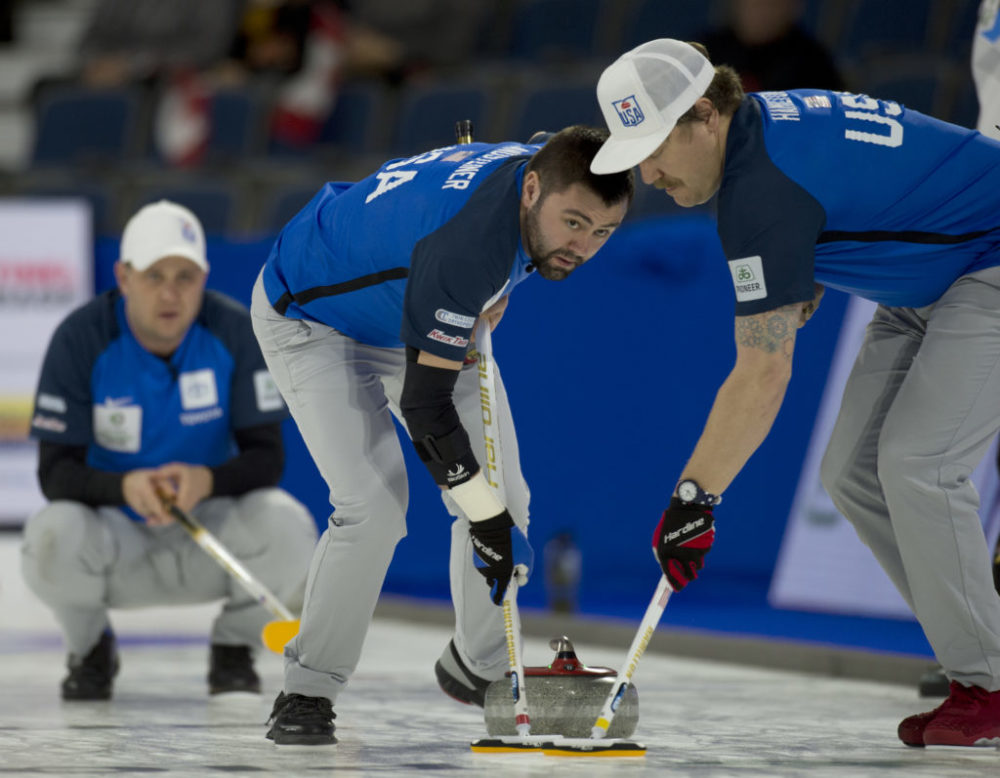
[483,636,639,738]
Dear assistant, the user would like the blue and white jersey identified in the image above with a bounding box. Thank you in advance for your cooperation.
[718,90,1000,315]
[260,141,540,359]
[30,289,288,473]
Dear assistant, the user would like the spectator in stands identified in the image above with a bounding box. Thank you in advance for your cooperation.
[78,0,241,89]
[345,0,487,80]
[700,0,844,92]
[21,200,317,701]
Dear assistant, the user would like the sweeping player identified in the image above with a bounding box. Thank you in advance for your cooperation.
[591,39,1000,747]
[22,200,317,700]
[251,126,633,745]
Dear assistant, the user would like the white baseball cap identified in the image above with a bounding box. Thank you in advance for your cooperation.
[120,200,208,273]
[591,39,715,174]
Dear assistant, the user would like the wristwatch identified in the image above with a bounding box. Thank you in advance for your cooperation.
[675,479,722,507]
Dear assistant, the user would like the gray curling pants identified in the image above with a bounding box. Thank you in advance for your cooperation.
[821,267,1000,690]
[250,273,531,703]
[21,488,317,657]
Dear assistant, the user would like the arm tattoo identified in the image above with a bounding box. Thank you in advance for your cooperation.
[735,306,798,355]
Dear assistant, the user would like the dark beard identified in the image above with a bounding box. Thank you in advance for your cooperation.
[532,253,573,281]
[523,201,576,281]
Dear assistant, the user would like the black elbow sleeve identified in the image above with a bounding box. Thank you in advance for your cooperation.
[399,358,479,488]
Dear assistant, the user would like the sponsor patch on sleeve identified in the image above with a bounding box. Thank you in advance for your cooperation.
[427,329,470,348]
[435,308,476,328]
[728,256,768,302]
[37,393,67,413]
[32,414,67,433]
[253,369,285,413]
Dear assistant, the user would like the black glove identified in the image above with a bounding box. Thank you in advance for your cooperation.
[469,510,534,605]
[652,497,716,591]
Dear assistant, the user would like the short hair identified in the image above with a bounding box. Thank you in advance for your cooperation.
[526,125,635,207]
[676,42,745,124]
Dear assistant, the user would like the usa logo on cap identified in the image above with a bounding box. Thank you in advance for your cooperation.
[613,95,645,127]
[180,219,197,243]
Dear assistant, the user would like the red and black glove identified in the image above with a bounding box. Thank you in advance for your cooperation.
[652,497,716,591]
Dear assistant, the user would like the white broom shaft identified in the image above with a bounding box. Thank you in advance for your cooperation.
[476,318,530,735]
[503,578,531,735]
[475,317,506,497]
[590,575,673,738]
[168,504,295,621]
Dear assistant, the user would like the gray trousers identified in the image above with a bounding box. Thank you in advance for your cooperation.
[821,267,1000,690]
[250,274,531,703]
[21,488,317,656]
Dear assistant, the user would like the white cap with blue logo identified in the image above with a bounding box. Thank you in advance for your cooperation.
[120,199,208,273]
[590,39,714,174]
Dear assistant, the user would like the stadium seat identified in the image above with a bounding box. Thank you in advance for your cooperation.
[317,80,388,153]
[505,81,602,142]
[391,82,492,155]
[31,85,144,167]
[618,0,717,53]
[948,75,981,130]
[128,181,239,235]
[258,183,322,234]
[12,176,117,237]
[852,56,958,120]
[508,0,604,62]
[206,87,268,163]
[838,0,933,60]
[935,0,981,58]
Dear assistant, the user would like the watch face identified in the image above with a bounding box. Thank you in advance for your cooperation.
[677,480,699,503]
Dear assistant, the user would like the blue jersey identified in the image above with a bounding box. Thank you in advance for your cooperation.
[260,141,540,360]
[30,289,288,475]
[718,90,1000,314]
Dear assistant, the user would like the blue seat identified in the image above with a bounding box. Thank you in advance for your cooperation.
[947,75,980,130]
[259,183,321,234]
[619,0,716,52]
[839,0,933,59]
[508,0,604,61]
[506,82,602,142]
[130,183,238,235]
[14,179,117,236]
[32,85,143,167]
[391,83,491,155]
[207,87,267,162]
[854,57,956,120]
[149,87,266,166]
[942,0,987,58]
[317,81,386,153]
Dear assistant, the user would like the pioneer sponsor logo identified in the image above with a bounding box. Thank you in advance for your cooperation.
[729,256,768,302]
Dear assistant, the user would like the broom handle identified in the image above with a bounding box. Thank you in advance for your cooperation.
[167,502,294,621]
[476,317,531,736]
[590,575,673,738]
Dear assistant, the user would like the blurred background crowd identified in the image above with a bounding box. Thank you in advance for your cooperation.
[0,0,985,238]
